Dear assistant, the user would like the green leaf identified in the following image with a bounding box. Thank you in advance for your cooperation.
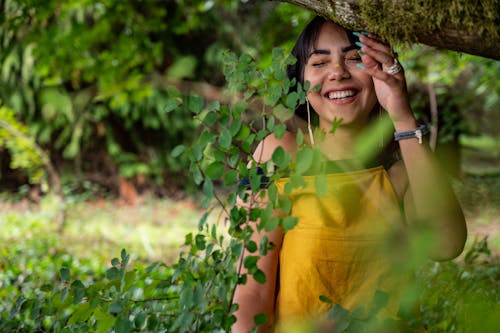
[60,287,68,302]
[371,290,390,315]
[267,183,278,203]
[106,267,120,280]
[295,147,313,174]
[223,169,238,186]
[109,300,124,315]
[164,97,182,113]
[219,128,232,148]
[259,236,269,256]
[198,212,209,230]
[205,161,224,179]
[263,216,279,232]
[60,267,70,282]
[121,249,129,265]
[254,313,268,326]
[134,312,147,330]
[146,314,159,331]
[253,269,266,284]
[266,116,275,131]
[207,100,220,112]
[273,104,294,123]
[272,146,285,167]
[281,216,298,231]
[195,234,206,250]
[202,178,214,197]
[71,280,86,304]
[68,302,92,325]
[114,315,133,333]
[296,130,304,145]
[167,56,197,80]
[246,241,258,253]
[274,124,286,139]
[319,295,332,303]
[188,95,204,114]
[171,145,186,157]
[265,85,282,106]
[244,255,259,271]
[95,306,116,333]
[285,91,299,109]
[111,258,120,267]
[314,174,328,196]
[235,124,251,140]
[278,197,293,214]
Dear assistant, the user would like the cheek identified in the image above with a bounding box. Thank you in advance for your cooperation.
[361,78,376,99]
[303,69,322,87]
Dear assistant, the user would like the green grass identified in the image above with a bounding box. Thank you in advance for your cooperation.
[0,194,203,266]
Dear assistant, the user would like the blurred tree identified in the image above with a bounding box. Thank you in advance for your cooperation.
[0,0,312,195]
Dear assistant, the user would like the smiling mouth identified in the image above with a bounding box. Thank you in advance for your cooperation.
[326,90,356,100]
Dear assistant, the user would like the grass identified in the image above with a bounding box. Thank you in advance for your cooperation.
[0,194,204,266]
[0,152,499,266]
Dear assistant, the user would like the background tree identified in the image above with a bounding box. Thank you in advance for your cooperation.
[1,0,498,197]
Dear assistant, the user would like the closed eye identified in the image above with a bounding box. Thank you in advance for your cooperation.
[312,61,327,67]
[345,49,362,64]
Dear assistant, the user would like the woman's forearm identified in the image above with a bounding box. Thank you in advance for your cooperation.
[394,117,467,260]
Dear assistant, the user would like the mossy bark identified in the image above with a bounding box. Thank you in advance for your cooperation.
[280,0,500,60]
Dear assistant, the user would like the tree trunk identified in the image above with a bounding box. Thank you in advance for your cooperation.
[280,0,500,60]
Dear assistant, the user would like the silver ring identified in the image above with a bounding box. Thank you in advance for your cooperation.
[385,58,402,75]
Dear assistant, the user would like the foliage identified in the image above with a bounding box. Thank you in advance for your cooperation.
[402,46,500,141]
[0,0,313,193]
[411,237,500,332]
[0,104,47,186]
[2,46,499,332]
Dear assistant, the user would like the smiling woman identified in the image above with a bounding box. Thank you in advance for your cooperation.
[232,15,467,332]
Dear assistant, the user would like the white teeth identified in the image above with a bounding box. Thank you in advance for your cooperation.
[327,90,355,99]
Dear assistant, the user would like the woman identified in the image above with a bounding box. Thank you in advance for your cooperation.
[233,16,467,332]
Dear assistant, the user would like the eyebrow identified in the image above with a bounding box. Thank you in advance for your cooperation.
[308,45,359,57]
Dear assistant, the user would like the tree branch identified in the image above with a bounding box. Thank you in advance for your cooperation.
[280,0,500,60]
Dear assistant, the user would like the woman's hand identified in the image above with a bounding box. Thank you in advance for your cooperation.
[357,33,415,126]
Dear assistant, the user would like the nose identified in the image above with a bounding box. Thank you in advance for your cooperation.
[328,62,350,80]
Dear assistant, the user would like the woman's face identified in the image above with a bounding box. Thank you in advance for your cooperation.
[303,22,377,130]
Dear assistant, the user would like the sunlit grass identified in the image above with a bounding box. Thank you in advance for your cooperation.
[0,194,204,265]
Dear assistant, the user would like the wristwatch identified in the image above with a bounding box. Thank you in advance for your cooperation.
[394,124,429,144]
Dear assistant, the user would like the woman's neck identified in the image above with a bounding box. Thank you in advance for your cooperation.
[316,124,365,161]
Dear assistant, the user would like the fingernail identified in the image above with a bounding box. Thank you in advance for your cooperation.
[352,32,361,37]
[356,63,366,70]
[361,31,370,35]
[358,50,365,56]
[355,41,364,48]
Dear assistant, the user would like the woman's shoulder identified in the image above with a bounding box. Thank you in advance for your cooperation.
[252,131,298,163]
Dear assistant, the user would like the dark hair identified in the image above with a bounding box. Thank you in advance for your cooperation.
[286,16,399,169]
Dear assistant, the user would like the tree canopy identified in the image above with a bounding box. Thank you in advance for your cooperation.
[0,0,498,194]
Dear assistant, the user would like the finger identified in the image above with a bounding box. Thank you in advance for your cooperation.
[359,53,403,80]
[358,43,395,68]
[358,34,393,55]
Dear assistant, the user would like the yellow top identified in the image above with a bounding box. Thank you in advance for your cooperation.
[274,165,406,325]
